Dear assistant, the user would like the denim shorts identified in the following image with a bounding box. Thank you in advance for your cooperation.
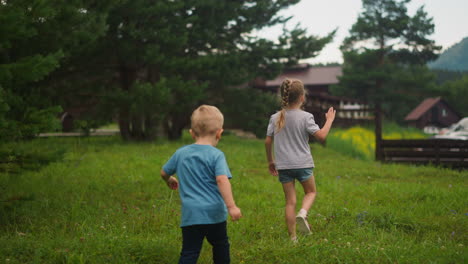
[278,168,313,183]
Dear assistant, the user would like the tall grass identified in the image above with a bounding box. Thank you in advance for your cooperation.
[1,134,466,263]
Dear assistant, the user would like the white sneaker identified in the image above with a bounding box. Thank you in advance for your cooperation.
[296,214,311,235]
[291,236,298,244]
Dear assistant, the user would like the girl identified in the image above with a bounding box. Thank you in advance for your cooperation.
[265,78,335,242]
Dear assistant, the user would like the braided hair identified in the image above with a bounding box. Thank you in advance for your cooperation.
[275,78,305,132]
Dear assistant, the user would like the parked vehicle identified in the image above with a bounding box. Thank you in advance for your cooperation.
[433,117,468,140]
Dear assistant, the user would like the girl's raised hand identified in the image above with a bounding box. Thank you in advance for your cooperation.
[326,107,336,122]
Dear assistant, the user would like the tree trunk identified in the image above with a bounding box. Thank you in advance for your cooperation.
[167,127,183,141]
[144,116,159,141]
[374,36,385,161]
[167,119,184,140]
[165,114,187,141]
[118,110,131,141]
[131,116,144,140]
[118,66,137,141]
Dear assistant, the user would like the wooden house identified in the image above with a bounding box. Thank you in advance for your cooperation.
[254,64,371,126]
[405,97,461,129]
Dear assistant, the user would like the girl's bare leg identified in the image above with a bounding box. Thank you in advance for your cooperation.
[299,176,317,213]
[282,181,297,240]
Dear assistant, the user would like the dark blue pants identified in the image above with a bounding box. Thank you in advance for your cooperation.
[179,221,230,264]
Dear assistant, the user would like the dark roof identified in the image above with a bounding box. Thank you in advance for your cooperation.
[265,65,342,87]
[405,97,442,121]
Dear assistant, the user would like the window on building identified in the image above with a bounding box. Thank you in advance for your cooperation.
[442,109,447,117]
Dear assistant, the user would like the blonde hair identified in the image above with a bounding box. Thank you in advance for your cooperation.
[191,105,224,137]
[276,78,305,132]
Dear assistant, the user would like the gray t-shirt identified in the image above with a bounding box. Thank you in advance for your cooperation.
[266,109,320,170]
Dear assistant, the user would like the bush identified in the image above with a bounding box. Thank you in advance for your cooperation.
[327,124,427,160]
[0,89,62,141]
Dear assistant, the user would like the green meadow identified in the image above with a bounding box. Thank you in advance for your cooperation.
[1,133,467,263]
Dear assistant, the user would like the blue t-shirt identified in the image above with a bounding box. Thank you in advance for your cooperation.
[162,144,232,227]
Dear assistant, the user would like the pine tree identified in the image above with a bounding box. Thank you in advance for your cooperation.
[0,0,111,140]
[331,0,441,160]
[69,0,334,140]
[438,75,468,116]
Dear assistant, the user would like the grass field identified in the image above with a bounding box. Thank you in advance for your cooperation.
[1,133,467,263]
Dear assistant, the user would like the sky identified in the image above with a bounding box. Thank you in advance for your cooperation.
[258,0,468,64]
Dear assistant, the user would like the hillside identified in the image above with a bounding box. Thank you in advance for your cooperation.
[429,37,468,71]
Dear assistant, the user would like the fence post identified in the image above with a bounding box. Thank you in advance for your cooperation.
[375,104,383,161]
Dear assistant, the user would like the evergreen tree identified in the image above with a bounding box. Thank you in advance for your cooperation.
[0,0,111,140]
[332,0,441,122]
[437,74,468,117]
[71,0,334,140]
[432,69,468,85]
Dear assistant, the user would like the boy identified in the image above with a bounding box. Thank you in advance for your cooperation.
[161,105,242,264]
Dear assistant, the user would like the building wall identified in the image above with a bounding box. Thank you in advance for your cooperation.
[434,101,461,127]
[305,84,328,95]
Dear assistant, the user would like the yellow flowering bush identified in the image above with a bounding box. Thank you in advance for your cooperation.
[328,125,427,160]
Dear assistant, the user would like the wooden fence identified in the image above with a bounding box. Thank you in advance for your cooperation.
[378,139,468,169]
[311,107,374,128]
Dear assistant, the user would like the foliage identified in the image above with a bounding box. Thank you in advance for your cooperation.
[310,62,342,67]
[432,69,468,85]
[0,88,8,131]
[0,0,112,140]
[328,127,375,160]
[383,64,438,121]
[100,79,175,140]
[436,74,468,116]
[1,1,334,141]
[73,119,106,136]
[332,0,441,123]
[0,136,466,263]
[221,88,278,138]
[0,102,62,140]
[61,0,334,141]
[429,37,468,71]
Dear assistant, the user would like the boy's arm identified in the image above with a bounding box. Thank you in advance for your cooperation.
[313,107,336,143]
[161,170,178,190]
[216,175,242,221]
[265,136,278,176]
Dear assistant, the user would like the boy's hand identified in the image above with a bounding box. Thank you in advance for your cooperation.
[268,162,278,176]
[167,176,179,190]
[326,107,336,122]
[228,206,242,221]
